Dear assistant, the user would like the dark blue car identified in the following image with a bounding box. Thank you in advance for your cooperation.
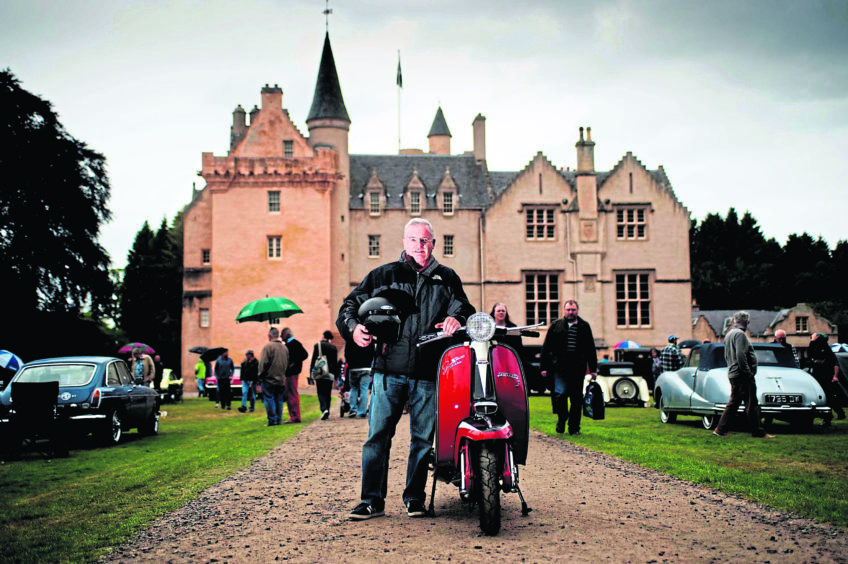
[0,356,161,446]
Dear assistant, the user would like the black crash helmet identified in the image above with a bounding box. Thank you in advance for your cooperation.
[358,296,402,344]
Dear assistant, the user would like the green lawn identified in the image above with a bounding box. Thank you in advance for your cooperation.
[529,395,848,527]
[0,396,320,563]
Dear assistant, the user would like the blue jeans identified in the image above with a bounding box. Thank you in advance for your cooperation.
[263,383,286,425]
[196,377,205,396]
[349,369,371,417]
[360,372,435,508]
[241,381,256,410]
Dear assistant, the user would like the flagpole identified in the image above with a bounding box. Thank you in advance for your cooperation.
[397,50,402,154]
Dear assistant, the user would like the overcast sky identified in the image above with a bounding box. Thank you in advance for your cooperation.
[3,0,846,268]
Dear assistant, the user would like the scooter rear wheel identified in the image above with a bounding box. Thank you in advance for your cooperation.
[477,443,501,536]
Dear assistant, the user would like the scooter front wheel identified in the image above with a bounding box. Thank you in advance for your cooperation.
[477,443,501,535]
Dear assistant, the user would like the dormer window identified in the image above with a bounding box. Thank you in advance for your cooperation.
[408,191,423,215]
[368,191,382,216]
[404,166,426,215]
[283,140,293,158]
[365,167,386,216]
[441,192,454,215]
[437,166,457,216]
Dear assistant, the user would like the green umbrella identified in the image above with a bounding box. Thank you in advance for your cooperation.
[236,296,304,323]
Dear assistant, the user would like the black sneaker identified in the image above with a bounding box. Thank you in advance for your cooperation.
[321,410,330,420]
[349,503,384,520]
[237,406,247,413]
[406,499,427,517]
[555,421,565,434]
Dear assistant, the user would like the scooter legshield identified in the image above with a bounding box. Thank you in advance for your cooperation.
[491,344,530,465]
[435,344,472,467]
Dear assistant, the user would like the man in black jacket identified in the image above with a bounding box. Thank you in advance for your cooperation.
[541,299,598,435]
[281,327,308,424]
[338,218,474,521]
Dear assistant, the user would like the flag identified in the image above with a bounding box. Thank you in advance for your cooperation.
[396,52,403,88]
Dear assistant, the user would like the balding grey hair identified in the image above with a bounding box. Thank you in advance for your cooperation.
[404,218,434,238]
[268,327,280,339]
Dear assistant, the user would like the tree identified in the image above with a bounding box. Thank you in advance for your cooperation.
[118,214,184,370]
[0,69,115,359]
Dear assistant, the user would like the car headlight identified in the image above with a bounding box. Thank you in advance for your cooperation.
[466,312,496,342]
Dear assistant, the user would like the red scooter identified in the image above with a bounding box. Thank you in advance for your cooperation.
[419,312,541,535]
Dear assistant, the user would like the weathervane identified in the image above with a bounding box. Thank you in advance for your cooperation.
[323,0,332,31]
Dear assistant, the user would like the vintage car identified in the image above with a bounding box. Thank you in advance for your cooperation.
[0,356,160,446]
[654,343,832,430]
[205,365,242,401]
[151,368,183,403]
[586,361,651,406]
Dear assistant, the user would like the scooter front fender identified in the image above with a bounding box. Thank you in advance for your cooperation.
[454,420,513,464]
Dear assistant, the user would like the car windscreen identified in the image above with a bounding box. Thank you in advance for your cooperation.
[16,364,96,387]
[701,344,797,369]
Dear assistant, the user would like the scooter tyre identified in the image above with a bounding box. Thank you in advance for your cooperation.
[477,443,501,536]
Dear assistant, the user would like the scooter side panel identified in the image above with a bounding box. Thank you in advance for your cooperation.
[436,345,472,466]
[491,344,530,465]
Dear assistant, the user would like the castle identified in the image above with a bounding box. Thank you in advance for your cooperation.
[181,32,692,387]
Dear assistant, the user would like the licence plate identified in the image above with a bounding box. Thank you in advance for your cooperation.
[765,394,802,404]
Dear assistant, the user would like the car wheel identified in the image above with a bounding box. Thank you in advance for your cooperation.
[99,409,123,446]
[612,378,639,401]
[658,394,677,424]
[702,413,718,430]
[139,409,160,436]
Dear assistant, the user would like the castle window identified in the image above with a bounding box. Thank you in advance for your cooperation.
[616,206,647,240]
[268,191,281,213]
[796,316,809,333]
[283,140,293,158]
[199,308,210,328]
[368,235,381,258]
[525,207,556,240]
[616,272,651,327]
[267,236,282,259]
[409,191,422,215]
[525,272,559,325]
[201,249,210,265]
[443,234,455,257]
[442,192,454,215]
[368,192,381,216]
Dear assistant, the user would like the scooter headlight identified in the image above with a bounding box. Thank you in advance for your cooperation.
[466,312,496,342]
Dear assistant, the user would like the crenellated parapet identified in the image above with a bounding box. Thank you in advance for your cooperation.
[200,150,343,190]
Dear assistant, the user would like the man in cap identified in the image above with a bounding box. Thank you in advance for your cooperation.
[659,335,686,373]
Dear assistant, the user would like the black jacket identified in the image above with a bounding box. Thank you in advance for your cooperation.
[240,357,259,382]
[540,315,598,377]
[285,338,309,377]
[310,339,339,378]
[336,252,475,380]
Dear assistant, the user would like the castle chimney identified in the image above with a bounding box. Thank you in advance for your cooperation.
[249,105,260,125]
[230,104,247,150]
[576,125,595,172]
[472,113,486,163]
[261,83,283,111]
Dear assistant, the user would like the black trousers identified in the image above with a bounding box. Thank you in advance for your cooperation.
[316,379,333,413]
[218,377,231,408]
[553,373,584,433]
[716,376,765,436]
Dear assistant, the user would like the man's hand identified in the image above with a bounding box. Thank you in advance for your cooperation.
[435,317,460,336]
[353,324,372,347]
[589,372,597,382]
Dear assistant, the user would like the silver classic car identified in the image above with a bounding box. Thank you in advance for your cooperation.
[654,343,832,430]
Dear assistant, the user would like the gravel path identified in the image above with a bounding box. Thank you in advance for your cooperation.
[103,397,847,563]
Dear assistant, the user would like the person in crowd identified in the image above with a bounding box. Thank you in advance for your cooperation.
[489,302,524,352]
[130,347,155,385]
[651,348,662,384]
[346,341,375,419]
[238,349,259,413]
[153,354,164,390]
[714,311,775,438]
[310,330,340,420]
[773,329,800,368]
[540,299,598,436]
[258,327,288,426]
[214,349,235,410]
[194,357,206,397]
[281,327,308,424]
[659,335,686,372]
[808,332,846,421]
[337,218,474,521]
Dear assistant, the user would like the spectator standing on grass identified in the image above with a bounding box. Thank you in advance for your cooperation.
[153,355,164,390]
[659,335,686,372]
[714,311,775,438]
[238,349,259,413]
[773,329,800,368]
[194,358,206,397]
[540,299,598,436]
[259,327,288,426]
[214,350,235,411]
[808,332,846,421]
[311,330,340,420]
[131,347,155,385]
[281,327,308,424]
[345,341,375,419]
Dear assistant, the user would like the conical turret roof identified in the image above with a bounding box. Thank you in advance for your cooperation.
[307,32,350,123]
[428,106,451,137]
